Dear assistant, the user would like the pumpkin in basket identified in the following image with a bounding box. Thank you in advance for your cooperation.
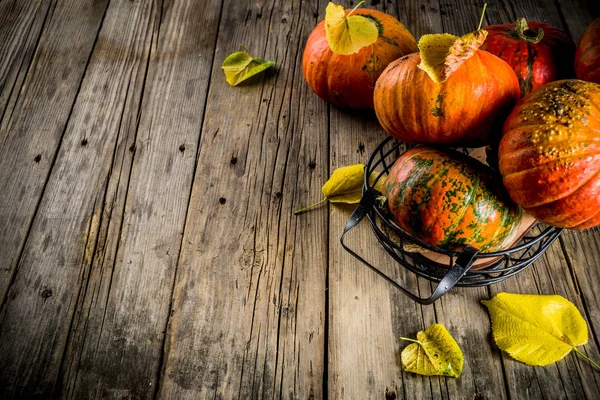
[481,18,575,97]
[575,18,600,84]
[499,79,600,229]
[302,3,417,109]
[382,146,523,252]
[374,30,520,146]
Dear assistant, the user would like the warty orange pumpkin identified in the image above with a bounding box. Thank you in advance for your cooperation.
[499,79,600,229]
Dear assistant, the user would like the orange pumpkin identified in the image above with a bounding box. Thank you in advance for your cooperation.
[373,32,520,147]
[302,9,417,109]
[575,18,600,84]
[499,80,600,229]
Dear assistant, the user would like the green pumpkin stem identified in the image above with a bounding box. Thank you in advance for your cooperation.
[515,18,544,44]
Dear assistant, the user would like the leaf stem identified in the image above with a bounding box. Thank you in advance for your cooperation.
[348,0,365,17]
[293,198,328,215]
[573,347,600,371]
[399,337,422,345]
[477,3,488,31]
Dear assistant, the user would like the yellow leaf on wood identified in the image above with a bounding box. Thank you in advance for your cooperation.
[400,324,464,378]
[482,293,588,366]
[322,164,385,204]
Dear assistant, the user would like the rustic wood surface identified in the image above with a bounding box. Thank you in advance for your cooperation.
[0,0,599,398]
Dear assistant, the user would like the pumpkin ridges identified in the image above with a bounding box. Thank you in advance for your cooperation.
[502,152,600,207]
[374,49,519,146]
[526,171,600,228]
[499,124,600,174]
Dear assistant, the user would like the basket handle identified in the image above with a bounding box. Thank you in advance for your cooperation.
[340,190,479,305]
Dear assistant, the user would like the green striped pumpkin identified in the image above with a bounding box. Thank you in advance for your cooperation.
[382,146,523,252]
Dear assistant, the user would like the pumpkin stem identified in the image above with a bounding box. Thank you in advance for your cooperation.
[418,30,488,83]
[515,17,544,44]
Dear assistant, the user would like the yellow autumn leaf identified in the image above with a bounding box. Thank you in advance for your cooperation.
[322,164,383,203]
[400,324,464,378]
[222,49,274,86]
[294,164,385,215]
[482,293,591,367]
[325,2,379,55]
[417,30,488,83]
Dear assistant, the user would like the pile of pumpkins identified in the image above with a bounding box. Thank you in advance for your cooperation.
[302,5,600,252]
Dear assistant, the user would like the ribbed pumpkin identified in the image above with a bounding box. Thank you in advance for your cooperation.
[302,9,417,109]
[499,79,600,229]
[575,18,600,84]
[382,146,523,252]
[481,18,575,97]
[374,31,520,146]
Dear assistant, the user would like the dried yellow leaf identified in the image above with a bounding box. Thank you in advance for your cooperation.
[322,164,382,203]
[221,49,274,86]
[294,164,385,215]
[400,324,464,378]
[325,2,379,55]
[482,293,589,366]
[417,30,488,83]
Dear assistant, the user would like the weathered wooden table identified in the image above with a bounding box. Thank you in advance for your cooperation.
[1,0,599,398]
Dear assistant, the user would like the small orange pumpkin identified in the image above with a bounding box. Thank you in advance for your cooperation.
[374,31,520,147]
[575,18,600,84]
[302,9,417,109]
[499,80,600,229]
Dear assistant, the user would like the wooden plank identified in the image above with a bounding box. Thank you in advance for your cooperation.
[0,0,165,396]
[560,229,600,350]
[0,0,108,303]
[54,0,226,398]
[0,0,52,127]
[157,0,328,398]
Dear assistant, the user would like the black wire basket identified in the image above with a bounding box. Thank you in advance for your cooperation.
[340,136,563,305]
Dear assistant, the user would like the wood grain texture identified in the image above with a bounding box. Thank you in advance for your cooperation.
[53,0,164,398]
[0,0,108,303]
[61,0,225,397]
[0,0,599,398]
[158,0,328,398]
[0,0,52,127]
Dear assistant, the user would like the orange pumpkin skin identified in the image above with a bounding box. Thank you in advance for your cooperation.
[575,18,600,84]
[499,80,600,229]
[373,51,520,146]
[302,9,417,109]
